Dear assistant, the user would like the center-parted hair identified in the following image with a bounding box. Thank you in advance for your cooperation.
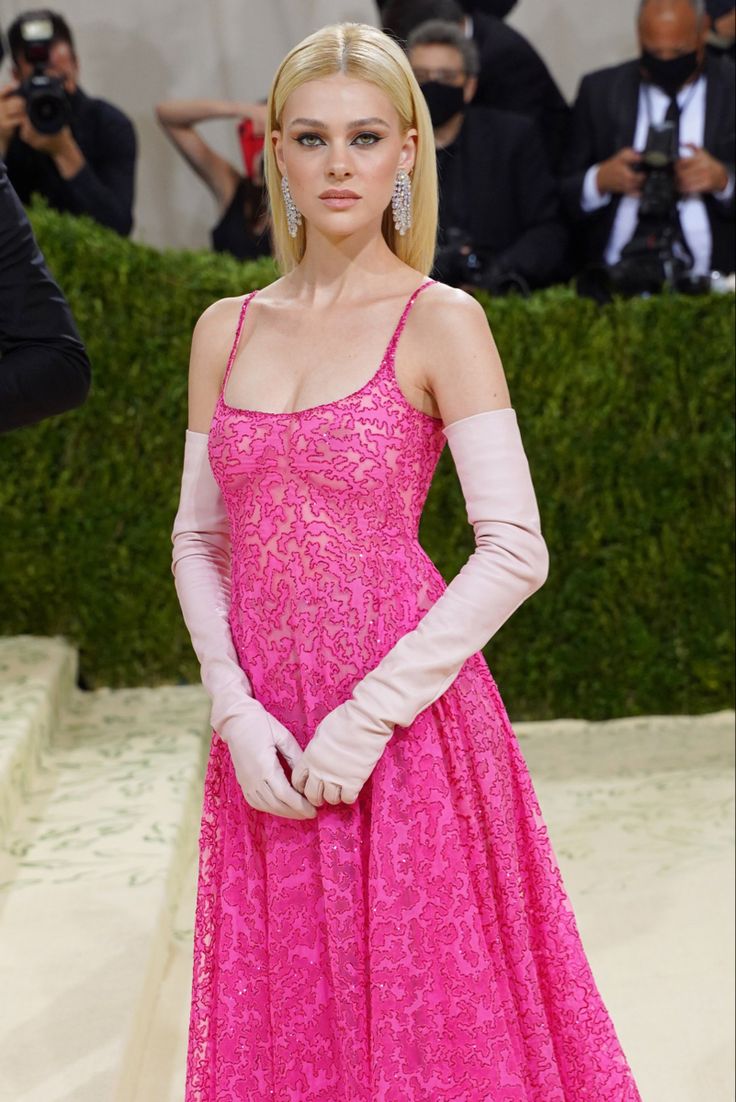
[264,22,439,275]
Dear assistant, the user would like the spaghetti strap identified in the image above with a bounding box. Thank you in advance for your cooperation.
[222,289,259,394]
[384,278,437,363]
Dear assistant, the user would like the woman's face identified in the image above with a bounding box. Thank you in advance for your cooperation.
[272,73,417,241]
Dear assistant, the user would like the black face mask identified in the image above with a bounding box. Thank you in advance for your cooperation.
[460,0,518,16]
[640,49,701,97]
[420,81,465,128]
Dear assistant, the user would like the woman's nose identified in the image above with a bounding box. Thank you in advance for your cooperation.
[326,149,353,179]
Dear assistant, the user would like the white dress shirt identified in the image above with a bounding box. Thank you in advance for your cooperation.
[581,75,735,276]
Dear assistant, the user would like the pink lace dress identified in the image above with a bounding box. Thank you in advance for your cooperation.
[186,278,642,1101]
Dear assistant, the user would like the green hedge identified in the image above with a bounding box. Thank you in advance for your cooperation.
[0,204,733,720]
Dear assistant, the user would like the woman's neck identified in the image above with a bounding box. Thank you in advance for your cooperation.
[290,227,408,302]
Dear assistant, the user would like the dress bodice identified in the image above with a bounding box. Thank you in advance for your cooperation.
[207,279,449,727]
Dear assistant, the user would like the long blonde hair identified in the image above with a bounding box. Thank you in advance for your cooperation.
[264,22,438,275]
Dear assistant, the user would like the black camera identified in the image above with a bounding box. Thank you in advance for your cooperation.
[603,120,695,297]
[15,12,71,135]
[434,228,529,295]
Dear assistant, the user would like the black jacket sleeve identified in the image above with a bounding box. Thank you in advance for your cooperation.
[58,107,137,237]
[559,73,603,223]
[472,13,571,170]
[0,163,91,432]
[485,121,569,288]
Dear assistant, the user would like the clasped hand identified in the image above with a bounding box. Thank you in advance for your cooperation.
[229,700,390,817]
[291,700,394,809]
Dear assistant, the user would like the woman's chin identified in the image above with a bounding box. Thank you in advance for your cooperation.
[306,211,383,242]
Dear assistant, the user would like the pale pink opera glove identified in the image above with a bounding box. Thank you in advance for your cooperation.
[171,430,316,821]
[291,408,550,808]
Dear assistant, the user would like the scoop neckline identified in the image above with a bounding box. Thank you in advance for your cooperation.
[219,353,403,419]
[218,280,442,421]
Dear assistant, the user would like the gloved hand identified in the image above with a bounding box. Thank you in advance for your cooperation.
[171,429,316,821]
[291,407,549,808]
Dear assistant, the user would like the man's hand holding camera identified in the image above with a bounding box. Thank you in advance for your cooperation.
[676,142,730,196]
[597,141,730,199]
[596,148,644,198]
[0,83,26,157]
[0,83,84,178]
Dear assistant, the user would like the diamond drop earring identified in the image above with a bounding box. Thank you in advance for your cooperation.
[391,168,413,236]
[281,174,302,238]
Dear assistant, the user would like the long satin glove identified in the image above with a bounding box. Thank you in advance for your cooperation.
[291,408,550,808]
[171,430,316,821]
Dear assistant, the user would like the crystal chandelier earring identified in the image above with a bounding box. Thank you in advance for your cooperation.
[392,168,412,236]
[281,174,302,238]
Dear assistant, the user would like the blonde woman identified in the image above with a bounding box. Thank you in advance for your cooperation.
[171,22,642,1101]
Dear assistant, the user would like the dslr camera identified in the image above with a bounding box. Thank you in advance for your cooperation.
[13,12,71,135]
[594,120,699,298]
[434,228,529,296]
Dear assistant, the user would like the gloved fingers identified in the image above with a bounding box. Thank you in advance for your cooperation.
[304,773,325,808]
[322,781,343,805]
[263,772,317,819]
[269,720,306,769]
[291,763,308,795]
[243,787,275,815]
[340,785,361,805]
[247,783,314,821]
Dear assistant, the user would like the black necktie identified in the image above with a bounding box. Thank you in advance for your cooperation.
[665,96,681,156]
[663,94,694,268]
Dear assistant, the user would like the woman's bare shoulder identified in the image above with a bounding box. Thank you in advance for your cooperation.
[187,294,248,431]
[191,294,245,347]
[408,281,512,422]
[416,280,492,332]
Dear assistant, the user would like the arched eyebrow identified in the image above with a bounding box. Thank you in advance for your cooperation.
[288,117,391,129]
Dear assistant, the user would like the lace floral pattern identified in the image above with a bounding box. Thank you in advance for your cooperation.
[184,281,642,1100]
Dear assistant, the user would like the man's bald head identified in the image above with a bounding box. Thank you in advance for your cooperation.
[638,0,709,61]
[639,0,705,23]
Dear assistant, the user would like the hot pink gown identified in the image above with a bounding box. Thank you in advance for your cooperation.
[186,279,642,1101]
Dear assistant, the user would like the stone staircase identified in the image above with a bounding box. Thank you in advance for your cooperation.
[0,636,210,1102]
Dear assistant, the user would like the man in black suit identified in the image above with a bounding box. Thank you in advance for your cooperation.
[407,20,568,291]
[0,160,90,431]
[561,0,735,278]
[382,0,570,169]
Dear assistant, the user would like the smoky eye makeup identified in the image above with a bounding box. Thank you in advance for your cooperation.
[292,130,385,147]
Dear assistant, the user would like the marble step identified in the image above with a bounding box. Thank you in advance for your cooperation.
[0,670,210,1102]
[0,636,78,839]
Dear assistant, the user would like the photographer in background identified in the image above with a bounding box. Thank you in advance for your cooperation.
[0,9,136,237]
[155,98,271,261]
[561,0,735,295]
[0,161,90,432]
[408,20,568,294]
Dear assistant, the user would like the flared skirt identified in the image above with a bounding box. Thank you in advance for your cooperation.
[184,652,641,1102]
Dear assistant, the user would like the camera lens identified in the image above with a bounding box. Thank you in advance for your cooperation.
[26,75,70,135]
